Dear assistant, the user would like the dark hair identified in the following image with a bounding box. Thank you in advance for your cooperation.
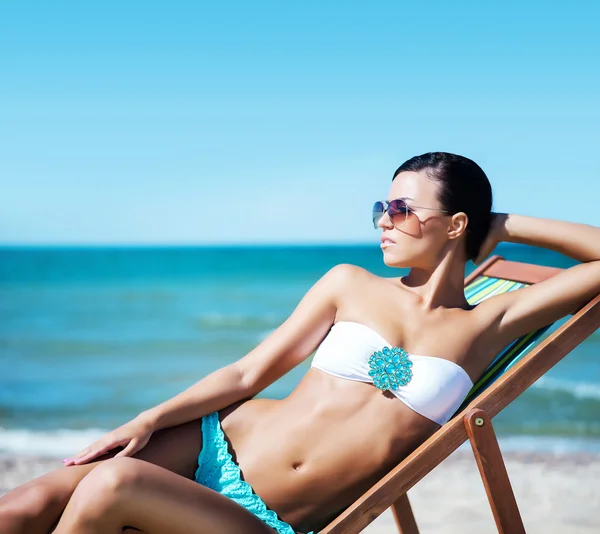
[393,152,493,261]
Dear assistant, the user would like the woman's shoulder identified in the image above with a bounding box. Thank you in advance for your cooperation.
[321,263,387,289]
[319,264,399,310]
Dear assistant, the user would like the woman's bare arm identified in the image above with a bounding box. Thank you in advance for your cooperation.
[68,263,360,464]
[479,214,600,343]
[503,213,600,262]
[140,263,357,431]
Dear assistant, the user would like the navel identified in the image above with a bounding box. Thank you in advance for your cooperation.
[291,461,303,471]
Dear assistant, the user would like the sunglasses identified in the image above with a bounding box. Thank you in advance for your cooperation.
[372,199,453,230]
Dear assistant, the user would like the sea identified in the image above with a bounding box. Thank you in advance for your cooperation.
[1,244,599,458]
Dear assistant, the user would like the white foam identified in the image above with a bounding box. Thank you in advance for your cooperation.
[455,435,600,454]
[532,376,600,400]
[2,425,600,460]
[0,428,107,458]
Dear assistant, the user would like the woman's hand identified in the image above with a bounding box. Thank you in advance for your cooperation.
[473,212,510,266]
[63,413,156,466]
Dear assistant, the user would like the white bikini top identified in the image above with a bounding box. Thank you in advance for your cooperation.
[311,321,474,425]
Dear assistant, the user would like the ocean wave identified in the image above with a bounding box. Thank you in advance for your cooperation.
[2,427,600,459]
[0,428,107,458]
[532,376,600,400]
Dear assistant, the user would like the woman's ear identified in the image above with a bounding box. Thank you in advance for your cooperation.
[447,212,468,240]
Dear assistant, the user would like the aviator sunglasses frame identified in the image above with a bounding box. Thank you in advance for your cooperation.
[372,198,454,230]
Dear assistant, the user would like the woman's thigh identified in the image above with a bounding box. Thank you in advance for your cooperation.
[0,418,204,530]
[55,457,277,534]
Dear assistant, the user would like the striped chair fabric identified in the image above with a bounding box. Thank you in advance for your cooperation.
[454,275,553,415]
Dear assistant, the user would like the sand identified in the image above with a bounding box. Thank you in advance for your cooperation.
[1,450,599,533]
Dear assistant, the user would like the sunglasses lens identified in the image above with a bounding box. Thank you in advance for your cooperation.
[388,199,408,228]
[372,201,384,228]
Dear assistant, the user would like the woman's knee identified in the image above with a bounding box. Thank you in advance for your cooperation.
[59,458,145,526]
[0,482,60,532]
[69,457,146,511]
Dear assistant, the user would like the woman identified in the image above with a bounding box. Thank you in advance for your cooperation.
[1,152,599,534]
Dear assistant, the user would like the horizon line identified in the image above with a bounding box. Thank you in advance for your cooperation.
[0,242,528,249]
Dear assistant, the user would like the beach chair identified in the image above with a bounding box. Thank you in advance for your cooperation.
[319,254,600,534]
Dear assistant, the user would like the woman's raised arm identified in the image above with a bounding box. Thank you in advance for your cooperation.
[476,213,600,344]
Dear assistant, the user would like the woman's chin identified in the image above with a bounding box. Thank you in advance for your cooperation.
[382,250,410,268]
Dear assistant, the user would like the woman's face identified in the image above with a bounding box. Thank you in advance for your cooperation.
[378,170,455,269]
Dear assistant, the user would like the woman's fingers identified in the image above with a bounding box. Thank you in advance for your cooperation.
[115,439,140,458]
[114,432,152,458]
[62,421,155,467]
[63,444,96,466]
[78,440,123,463]
[74,446,91,459]
[64,437,126,466]
[71,449,105,465]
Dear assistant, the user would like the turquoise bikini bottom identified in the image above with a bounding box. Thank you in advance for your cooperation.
[194,411,314,534]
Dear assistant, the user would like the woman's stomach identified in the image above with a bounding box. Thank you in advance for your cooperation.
[219,368,439,530]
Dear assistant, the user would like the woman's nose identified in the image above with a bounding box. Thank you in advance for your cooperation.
[377,210,393,229]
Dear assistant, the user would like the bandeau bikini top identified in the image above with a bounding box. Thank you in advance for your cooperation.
[311,321,474,425]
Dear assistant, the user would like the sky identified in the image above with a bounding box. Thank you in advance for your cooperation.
[1,1,599,245]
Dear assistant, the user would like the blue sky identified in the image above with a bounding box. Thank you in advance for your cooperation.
[1,1,598,245]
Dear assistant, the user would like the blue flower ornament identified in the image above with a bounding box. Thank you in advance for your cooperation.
[368,346,413,391]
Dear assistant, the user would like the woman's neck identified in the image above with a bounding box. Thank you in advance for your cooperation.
[400,256,470,312]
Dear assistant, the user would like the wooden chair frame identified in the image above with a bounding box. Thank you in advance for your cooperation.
[319,254,600,534]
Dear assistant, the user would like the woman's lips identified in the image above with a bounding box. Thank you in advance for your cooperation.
[381,236,395,248]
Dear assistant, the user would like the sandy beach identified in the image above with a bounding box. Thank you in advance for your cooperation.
[1,448,598,533]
